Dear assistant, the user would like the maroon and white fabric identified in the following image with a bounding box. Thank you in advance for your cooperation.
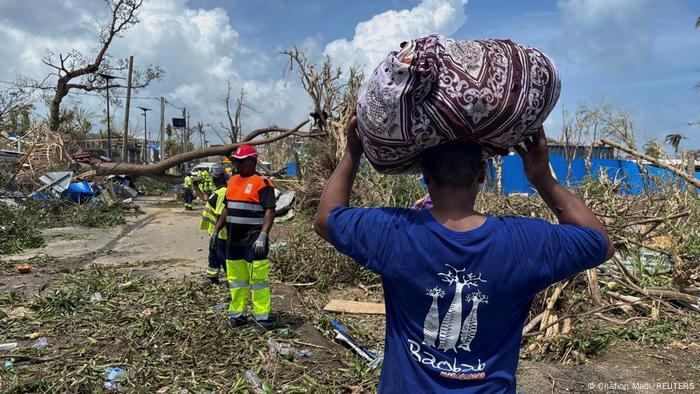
[356,34,561,174]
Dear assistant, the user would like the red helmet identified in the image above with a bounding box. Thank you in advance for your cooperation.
[231,145,257,160]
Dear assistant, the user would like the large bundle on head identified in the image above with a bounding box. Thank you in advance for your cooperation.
[356,34,561,174]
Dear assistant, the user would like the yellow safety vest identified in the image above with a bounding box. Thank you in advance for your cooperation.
[199,186,228,240]
[183,175,193,189]
[203,169,213,190]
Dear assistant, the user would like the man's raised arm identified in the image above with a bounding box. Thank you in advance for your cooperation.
[517,127,615,260]
[314,116,362,242]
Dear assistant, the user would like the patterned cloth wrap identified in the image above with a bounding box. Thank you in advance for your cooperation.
[356,34,561,174]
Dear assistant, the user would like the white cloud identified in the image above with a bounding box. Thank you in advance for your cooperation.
[555,0,656,73]
[0,0,310,143]
[0,0,473,146]
[324,0,468,74]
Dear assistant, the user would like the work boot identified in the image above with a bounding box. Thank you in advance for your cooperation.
[207,276,220,285]
[254,319,274,332]
[228,316,248,329]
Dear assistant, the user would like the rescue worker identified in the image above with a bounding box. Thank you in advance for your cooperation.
[213,145,276,329]
[203,168,214,194]
[183,174,194,210]
[199,169,228,284]
[195,168,207,200]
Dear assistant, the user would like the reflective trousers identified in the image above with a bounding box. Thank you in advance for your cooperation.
[226,259,270,321]
[206,238,227,278]
[184,188,194,209]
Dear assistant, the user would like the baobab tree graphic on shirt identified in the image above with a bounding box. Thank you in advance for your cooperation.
[432,264,486,352]
[423,287,446,347]
[459,290,489,351]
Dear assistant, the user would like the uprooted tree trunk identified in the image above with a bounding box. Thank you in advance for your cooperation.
[91,120,313,183]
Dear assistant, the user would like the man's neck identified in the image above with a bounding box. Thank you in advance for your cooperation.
[427,186,485,231]
[238,172,256,178]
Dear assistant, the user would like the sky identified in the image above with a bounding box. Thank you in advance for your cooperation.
[1,0,699,149]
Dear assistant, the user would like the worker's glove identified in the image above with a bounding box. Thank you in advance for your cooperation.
[209,231,218,250]
[252,232,268,258]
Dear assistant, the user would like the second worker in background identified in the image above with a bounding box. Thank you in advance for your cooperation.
[214,145,276,330]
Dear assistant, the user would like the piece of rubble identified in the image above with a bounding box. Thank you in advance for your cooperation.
[15,263,32,274]
[323,299,385,315]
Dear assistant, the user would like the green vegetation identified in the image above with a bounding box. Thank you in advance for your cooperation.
[0,267,379,393]
[0,201,131,255]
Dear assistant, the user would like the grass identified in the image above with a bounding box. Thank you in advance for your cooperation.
[0,200,134,255]
[271,220,380,290]
[0,266,380,393]
[0,255,55,276]
[529,314,700,363]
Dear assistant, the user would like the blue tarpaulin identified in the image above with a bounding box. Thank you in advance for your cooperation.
[61,181,97,202]
[285,162,298,177]
[488,155,697,195]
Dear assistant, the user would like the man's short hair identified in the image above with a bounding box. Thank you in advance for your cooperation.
[420,141,483,188]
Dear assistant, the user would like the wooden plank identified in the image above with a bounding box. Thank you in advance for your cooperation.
[323,299,385,315]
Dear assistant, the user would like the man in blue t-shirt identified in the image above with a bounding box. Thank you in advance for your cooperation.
[313,117,614,393]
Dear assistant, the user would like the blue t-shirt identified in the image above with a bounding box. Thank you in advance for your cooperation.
[328,207,608,394]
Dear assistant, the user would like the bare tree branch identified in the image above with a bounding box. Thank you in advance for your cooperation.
[92,120,311,182]
[38,0,162,133]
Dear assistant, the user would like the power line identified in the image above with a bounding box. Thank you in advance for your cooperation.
[1,79,182,108]
[166,100,183,111]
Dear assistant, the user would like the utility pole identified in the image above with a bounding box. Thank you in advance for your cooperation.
[122,56,133,162]
[159,97,165,161]
[182,107,187,153]
[186,109,191,152]
[138,107,151,163]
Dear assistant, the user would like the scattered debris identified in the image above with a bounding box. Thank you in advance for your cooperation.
[275,191,295,215]
[3,359,14,371]
[31,171,72,197]
[324,300,385,315]
[102,367,126,381]
[15,263,32,274]
[296,349,314,358]
[244,369,264,393]
[275,209,295,222]
[31,337,49,349]
[90,292,104,302]
[26,332,42,340]
[267,338,294,357]
[331,320,380,366]
[0,342,18,351]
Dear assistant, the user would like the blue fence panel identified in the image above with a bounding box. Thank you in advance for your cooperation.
[501,155,533,194]
[491,155,698,195]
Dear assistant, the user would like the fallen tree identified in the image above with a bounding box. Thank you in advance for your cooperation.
[91,120,314,183]
[601,138,700,189]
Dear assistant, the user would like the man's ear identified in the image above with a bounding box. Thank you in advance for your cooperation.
[478,161,486,184]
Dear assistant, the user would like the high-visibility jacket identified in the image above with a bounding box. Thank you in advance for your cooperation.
[183,175,193,189]
[203,169,214,191]
[196,170,204,191]
[225,174,275,227]
[199,186,228,240]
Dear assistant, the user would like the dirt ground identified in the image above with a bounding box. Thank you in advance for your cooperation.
[2,198,698,393]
